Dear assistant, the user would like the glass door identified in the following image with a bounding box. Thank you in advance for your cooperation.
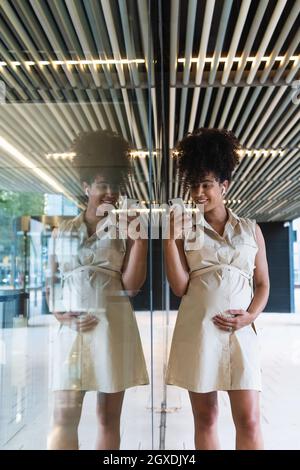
[0,0,159,450]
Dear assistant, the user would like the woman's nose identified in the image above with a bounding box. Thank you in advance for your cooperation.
[105,185,112,195]
[195,184,205,196]
[103,186,119,200]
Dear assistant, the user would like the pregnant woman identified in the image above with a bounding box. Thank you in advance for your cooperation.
[47,130,149,450]
[164,128,269,450]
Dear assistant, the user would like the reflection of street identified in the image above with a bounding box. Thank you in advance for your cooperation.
[0,324,50,448]
[28,287,49,317]
[0,217,54,326]
[294,287,300,313]
[0,314,153,450]
[0,287,49,329]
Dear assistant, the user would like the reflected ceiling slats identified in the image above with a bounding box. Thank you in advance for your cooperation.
[0,0,299,221]
[0,0,156,203]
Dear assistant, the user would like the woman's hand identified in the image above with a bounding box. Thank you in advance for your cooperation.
[54,312,99,332]
[212,309,253,332]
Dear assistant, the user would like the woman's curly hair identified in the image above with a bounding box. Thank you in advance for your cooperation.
[174,128,241,190]
[71,129,131,187]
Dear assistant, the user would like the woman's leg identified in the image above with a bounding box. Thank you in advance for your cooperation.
[47,390,85,449]
[228,390,263,449]
[95,390,125,450]
[188,391,220,450]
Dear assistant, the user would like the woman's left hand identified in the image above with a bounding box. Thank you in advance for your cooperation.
[212,309,253,332]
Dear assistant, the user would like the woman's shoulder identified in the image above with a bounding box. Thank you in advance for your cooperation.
[56,213,83,236]
[235,214,258,244]
[227,207,256,231]
[238,215,257,228]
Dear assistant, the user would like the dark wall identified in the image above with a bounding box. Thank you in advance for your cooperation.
[133,222,294,313]
[259,222,294,313]
[131,239,165,311]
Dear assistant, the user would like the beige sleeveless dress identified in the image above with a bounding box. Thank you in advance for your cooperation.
[50,211,149,392]
[165,207,262,393]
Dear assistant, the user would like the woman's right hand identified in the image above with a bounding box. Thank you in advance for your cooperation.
[169,207,192,240]
[169,209,182,240]
[54,312,99,332]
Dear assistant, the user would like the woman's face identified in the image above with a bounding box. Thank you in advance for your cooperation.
[84,174,120,207]
[190,172,229,212]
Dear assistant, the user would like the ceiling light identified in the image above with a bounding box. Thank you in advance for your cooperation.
[0,137,76,202]
[0,58,145,68]
[239,148,285,156]
[129,151,158,158]
[178,55,298,63]
[45,152,76,160]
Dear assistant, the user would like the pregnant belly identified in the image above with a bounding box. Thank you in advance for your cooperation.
[62,274,126,313]
[183,272,253,318]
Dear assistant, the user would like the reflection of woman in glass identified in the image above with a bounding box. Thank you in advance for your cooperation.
[47,130,149,450]
[165,128,270,450]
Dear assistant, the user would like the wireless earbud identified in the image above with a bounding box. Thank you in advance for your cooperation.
[85,189,89,197]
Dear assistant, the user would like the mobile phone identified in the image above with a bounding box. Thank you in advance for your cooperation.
[126,198,139,208]
[168,198,186,210]
[115,198,140,214]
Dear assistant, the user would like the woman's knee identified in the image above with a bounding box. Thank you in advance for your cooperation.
[96,406,122,428]
[52,392,83,427]
[96,392,124,428]
[53,404,82,427]
[235,411,260,435]
[193,404,218,429]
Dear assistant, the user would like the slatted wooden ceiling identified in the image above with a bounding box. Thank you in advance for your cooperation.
[0,0,299,221]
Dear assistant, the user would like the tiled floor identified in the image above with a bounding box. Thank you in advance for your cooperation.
[1,311,300,449]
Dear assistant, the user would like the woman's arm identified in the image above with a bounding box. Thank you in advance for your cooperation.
[121,238,148,296]
[45,228,70,323]
[46,226,98,331]
[247,223,270,319]
[163,209,190,297]
[164,238,190,297]
[213,223,270,331]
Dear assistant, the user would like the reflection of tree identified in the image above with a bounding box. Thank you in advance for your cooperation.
[0,191,44,217]
[0,191,44,258]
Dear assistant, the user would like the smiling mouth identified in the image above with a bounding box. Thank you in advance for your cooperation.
[99,200,117,207]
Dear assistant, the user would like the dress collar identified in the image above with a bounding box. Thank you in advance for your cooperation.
[71,208,121,242]
[201,206,240,237]
[226,206,240,229]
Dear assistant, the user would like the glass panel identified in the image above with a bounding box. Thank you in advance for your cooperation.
[0,0,157,450]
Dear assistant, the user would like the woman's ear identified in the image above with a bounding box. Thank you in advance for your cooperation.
[222,180,230,196]
[83,182,90,197]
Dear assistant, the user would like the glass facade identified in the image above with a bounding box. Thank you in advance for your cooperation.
[0,0,299,452]
[0,0,160,450]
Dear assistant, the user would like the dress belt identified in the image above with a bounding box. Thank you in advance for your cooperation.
[190,264,253,281]
[62,265,121,281]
